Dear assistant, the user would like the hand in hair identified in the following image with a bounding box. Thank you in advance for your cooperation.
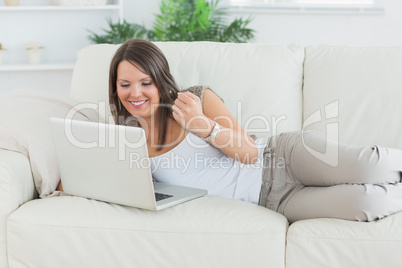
[171,91,214,138]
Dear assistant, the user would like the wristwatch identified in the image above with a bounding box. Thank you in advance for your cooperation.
[201,121,220,142]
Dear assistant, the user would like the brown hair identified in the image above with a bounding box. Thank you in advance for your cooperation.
[109,39,179,150]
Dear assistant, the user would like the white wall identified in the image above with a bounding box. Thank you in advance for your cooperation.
[1,0,401,96]
[240,1,402,46]
[125,0,402,46]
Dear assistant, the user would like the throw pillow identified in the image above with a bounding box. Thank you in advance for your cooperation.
[0,89,104,198]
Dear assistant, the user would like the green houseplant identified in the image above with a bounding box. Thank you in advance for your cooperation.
[88,18,153,44]
[88,0,255,44]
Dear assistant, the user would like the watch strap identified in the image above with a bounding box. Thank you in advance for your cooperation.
[201,121,220,142]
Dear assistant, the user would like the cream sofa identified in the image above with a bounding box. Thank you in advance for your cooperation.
[1,42,402,268]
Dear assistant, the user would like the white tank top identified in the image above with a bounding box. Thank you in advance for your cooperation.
[150,132,268,204]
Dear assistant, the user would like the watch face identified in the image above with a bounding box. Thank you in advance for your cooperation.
[212,128,220,137]
[202,122,220,141]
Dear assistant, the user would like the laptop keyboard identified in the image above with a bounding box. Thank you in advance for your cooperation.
[155,192,173,202]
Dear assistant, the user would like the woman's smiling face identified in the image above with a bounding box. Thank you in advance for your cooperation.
[116,60,160,121]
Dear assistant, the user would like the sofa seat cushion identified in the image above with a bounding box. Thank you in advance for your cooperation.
[8,195,288,268]
[286,212,402,268]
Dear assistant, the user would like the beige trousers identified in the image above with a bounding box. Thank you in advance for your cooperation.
[259,130,402,223]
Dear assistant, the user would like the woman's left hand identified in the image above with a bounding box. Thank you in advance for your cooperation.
[172,91,213,135]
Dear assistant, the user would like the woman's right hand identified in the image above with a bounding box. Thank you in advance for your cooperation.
[174,89,258,164]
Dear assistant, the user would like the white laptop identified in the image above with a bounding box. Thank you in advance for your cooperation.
[50,117,207,210]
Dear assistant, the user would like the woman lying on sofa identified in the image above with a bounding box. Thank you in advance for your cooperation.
[91,39,402,223]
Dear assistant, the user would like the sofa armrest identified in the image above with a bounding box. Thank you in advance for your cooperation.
[0,149,37,208]
[0,149,37,268]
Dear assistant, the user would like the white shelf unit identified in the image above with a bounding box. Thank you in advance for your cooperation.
[0,5,120,11]
[0,3,123,72]
[0,0,123,94]
[0,63,75,72]
[0,3,123,18]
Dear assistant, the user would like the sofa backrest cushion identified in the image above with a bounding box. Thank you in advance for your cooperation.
[70,42,304,138]
[70,44,118,122]
[303,45,402,149]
